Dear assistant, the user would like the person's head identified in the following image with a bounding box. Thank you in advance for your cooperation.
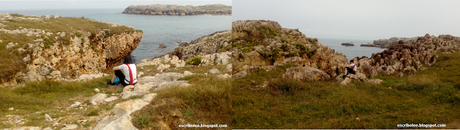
[123,52,135,64]
[350,60,354,63]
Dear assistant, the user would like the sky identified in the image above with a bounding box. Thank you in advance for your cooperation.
[0,0,232,10]
[233,0,460,40]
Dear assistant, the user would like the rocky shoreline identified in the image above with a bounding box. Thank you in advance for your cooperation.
[122,4,232,16]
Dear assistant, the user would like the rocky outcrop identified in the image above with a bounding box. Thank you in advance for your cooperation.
[283,65,331,81]
[373,37,417,48]
[354,34,460,78]
[122,4,232,16]
[232,20,349,81]
[360,43,377,47]
[0,15,142,85]
[170,30,231,62]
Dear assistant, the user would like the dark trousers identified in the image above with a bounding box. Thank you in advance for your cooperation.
[115,70,137,86]
[344,67,356,77]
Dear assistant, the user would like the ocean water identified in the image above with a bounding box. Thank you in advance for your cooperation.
[0,9,232,63]
[318,38,386,61]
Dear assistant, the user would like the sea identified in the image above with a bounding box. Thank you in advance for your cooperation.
[0,9,232,63]
[0,9,385,63]
[318,38,386,61]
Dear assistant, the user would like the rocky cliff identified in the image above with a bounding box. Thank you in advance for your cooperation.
[231,20,349,81]
[122,4,232,16]
[0,14,142,85]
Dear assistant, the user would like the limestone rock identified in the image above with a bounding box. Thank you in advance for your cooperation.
[397,72,404,77]
[217,74,231,79]
[62,124,78,130]
[226,64,232,72]
[155,81,188,91]
[142,93,157,103]
[94,88,100,93]
[93,115,138,130]
[208,68,220,75]
[367,79,384,84]
[232,71,247,80]
[384,66,395,76]
[69,102,81,108]
[340,78,352,85]
[283,66,331,81]
[90,93,107,105]
[9,127,40,130]
[45,114,53,122]
[114,99,149,116]
[184,71,193,76]
[104,96,119,102]
[348,73,368,82]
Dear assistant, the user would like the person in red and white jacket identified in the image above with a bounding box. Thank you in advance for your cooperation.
[107,53,137,86]
[343,60,357,79]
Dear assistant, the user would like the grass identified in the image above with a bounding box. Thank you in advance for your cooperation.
[0,76,111,116]
[132,74,231,129]
[231,52,460,129]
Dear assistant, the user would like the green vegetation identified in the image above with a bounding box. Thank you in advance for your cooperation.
[132,74,231,130]
[133,115,154,128]
[186,55,202,65]
[85,109,101,116]
[0,76,110,115]
[232,52,460,129]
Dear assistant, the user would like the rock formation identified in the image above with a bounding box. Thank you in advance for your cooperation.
[122,4,232,16]
[373,37,417,48]
[231,20,349,81]
[354,34,460,78]
[170,30,231,62]
[0,14,143,85]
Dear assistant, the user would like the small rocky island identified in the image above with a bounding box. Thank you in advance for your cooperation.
[360,43,377,47]
[341,42,354,46]
[122,4,232,16]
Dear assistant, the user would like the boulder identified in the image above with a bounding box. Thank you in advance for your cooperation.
[184,71,193,76]
[384,66,395,76]
[232,71,247,80]
[348,73,368,82]
[283,66,331,81]
[90,93,107,105]
[208,68,220,75]
[367,79,384,84]
[397,72,404,77]
[340,78,352,85]
[226,64,232,72]
[69,102,81,108]
[217,74,231,79]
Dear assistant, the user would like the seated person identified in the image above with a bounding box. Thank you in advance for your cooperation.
[343,60,356,79]
[107,53,137,86]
